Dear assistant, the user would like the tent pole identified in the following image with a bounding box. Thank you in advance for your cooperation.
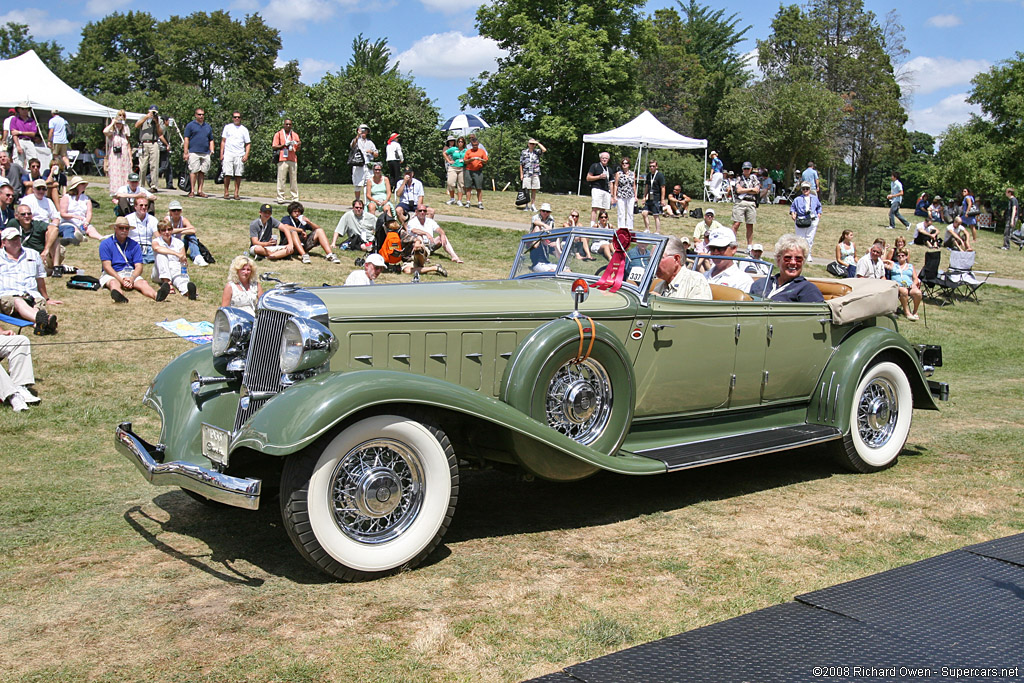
[703,147,709,202]
[577,141,586,196]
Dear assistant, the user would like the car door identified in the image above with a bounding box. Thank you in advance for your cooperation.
[632,298,738,418]
[760,302,834,404]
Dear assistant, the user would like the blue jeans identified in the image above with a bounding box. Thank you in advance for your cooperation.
[182,234,200,260]
[889,199,909,228]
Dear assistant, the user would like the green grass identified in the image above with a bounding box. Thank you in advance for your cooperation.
[1,176,1023,681]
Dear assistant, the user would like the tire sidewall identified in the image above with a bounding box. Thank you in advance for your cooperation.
[305,415,452,573]
[848,361,913,469]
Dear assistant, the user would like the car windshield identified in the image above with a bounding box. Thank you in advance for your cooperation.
[511,227,665,295]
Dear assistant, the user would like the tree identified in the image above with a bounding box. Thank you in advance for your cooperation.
[718,78,844,180]
[637,9,706,137]
[463,0,652,189]
[347,34,397,77]
[968,52,1024,187]
[930,120,1005,201]
[64,12,162,96]
[0,23,65,76]
[758,0,908,203]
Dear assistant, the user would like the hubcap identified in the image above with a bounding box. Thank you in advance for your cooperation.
[857,378,898,448]
[545,358,612,445]
[329,439,424,544]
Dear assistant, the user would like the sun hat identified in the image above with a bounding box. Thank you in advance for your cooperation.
[707,227,737,248]
[800,181,812,189]
[539,203,552,212]
[168,199,183,211]
[358,123,370,131]
[109,216,131,229]
[528,138,539,145]
[365,253,386,267]
[32,178,47,189]
[67,176,88,192]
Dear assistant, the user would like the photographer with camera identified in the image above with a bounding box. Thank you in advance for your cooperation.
[103,110,132,198]
[134,106,166,194]
[273,118,301,204]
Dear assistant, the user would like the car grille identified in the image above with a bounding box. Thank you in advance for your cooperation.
[233,309,290,432]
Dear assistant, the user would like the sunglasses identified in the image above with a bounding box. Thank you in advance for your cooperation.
[782,255,804,263]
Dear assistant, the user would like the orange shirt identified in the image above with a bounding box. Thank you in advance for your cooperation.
[463,146,488,172]
[273,129,301,163]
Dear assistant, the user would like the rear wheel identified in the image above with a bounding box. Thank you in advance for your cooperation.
[280,415,458,581]
[834,361,913,473]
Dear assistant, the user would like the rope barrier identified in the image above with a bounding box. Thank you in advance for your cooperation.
[18,334,192,347]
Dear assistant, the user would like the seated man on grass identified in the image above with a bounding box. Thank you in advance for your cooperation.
[0,329,39,412]
[100,217,159,303]
[280,201,338,264]
[249,203,293,261]
[332,199,375,252]
[0,227,60,333]
[7,202,67,276]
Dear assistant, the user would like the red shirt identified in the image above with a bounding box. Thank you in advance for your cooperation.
[463,146,488,172]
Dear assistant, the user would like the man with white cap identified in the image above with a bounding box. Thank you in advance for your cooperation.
[0,226,59,333]
[345,253,386,286]
[732,161,760,251]
[745,243,771,276]
[693,207,724,244]
[13,187,63,276]
[0,327,39,411]
[350,124,377,202]
[703,227,752,293]
[653,235,711,300]
[112,172,153,216]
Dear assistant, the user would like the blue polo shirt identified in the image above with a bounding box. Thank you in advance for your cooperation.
[99,234,143,272]
[183,120,214,155]
[755,274,824,303]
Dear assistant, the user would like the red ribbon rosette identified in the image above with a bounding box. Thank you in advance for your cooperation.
[594,228,634,293]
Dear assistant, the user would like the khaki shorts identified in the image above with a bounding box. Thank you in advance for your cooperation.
[732,201,757,225]
[591,189,611,210]
[0,294,38,316]
[522,175,540,190]
[52,143,68,161]
[188,154,211,174]
[222,155,245,177]
[446,167,465,192]
[99,270,144,289]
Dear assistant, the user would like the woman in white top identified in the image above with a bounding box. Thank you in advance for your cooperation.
[152,218,197,300]
[835,230,857,278]
[59,176,104,242]
[221,254,262,316]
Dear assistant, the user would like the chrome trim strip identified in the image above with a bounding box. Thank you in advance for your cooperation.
[115,422,261,510]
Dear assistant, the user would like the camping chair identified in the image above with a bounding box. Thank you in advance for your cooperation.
[919,250,957,306]
[65,149,80,173]
[945,250,993,303]
[0,313,35,334]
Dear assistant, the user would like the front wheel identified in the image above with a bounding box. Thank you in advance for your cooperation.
[280,415,458,581]
[833,361,913,473]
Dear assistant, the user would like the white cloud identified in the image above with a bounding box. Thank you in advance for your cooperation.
[741,49,760,79]
[925,14,962,28]
[85,0,132,15]
[903,56,989,95]
[907,93,980,137]
[0,9,78,38]
[418,0,482,13]
[260,0,337,31]
[299,58,338,83]
[394,32,504,79]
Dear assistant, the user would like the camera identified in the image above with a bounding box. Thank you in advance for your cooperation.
[112,146,122,155]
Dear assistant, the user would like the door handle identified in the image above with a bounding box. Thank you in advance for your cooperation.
[651,324,675,332]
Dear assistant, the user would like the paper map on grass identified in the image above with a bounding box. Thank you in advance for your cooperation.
[156,319,214,344]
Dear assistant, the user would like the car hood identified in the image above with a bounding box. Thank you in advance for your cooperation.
[311,277,638,322]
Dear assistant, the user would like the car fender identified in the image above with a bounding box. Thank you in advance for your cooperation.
[231,370,663,477]
[808,325,938,433]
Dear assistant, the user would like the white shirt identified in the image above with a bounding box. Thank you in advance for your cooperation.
[221,123,251,158]
[48,115,69,144]
[856,254,886,279]
[19,195,58,224]
[398,178,424,205]
[356,136,377,163]
[127,212,157,248]
[409,216,440,238]
[386,140,403,162]
[116,184,154,200]
[345,269,373,286]
[704,263,753,293]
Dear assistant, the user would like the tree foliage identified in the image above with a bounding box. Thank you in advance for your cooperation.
[0,22,65,77]
[637,9,706,137]
[931,120,1006,201]
[967,52,1024,187]
[347,34,398,77]
[758,0,908,203]
[463,0,652,188]
[718,78,844,180]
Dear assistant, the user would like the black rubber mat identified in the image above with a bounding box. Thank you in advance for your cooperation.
[965,533,1024,566]
[524,534,1024,683]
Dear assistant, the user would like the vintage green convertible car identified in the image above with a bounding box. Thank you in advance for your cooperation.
[116,227,947,581]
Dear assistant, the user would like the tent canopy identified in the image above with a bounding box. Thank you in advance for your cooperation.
[0,50,143,123]
[582,110,706,150]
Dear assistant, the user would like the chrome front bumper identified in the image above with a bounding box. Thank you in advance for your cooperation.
[115,422,261,510]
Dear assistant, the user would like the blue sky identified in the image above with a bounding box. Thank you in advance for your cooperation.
[4,0,1022,139]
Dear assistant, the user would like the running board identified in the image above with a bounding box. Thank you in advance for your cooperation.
[635,424,843,471]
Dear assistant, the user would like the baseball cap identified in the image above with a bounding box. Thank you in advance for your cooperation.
[259,203,273,213]
[168,199,183,210]
[127,172,140,182]
[365,253,386,267]
[680,235,691,244]
[32,178,47,189]
[750,243,764,252]
[742,161,753,170]
[707,227,737,248]
[1,227,21,240]
[704,208,715,217]
[539,203,552,212]
[528,138,539,145]
[358,123,370,131]
[800,181,812,189]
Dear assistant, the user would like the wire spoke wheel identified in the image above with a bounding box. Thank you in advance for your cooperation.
[544,358,613,445]
[834,361,913,473]
[856,377,898,448]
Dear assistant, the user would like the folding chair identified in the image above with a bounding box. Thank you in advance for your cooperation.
[919,250,957,306]
[65,149,80,173]
[945,250,993,303]
[0,313,35,334]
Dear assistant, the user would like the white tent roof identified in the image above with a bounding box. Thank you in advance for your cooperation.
[583,110,706,150]
[0,50,143,123]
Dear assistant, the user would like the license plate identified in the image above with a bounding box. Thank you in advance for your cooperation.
[201,423,231,466]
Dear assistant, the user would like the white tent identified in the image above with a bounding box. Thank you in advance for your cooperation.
[0,50,144,123]
[578,110,707,195]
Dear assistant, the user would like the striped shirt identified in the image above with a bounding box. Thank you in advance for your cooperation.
[0,246,45,298]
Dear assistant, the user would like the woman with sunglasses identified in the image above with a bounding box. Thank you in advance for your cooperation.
[890,248,921,320]
[790,181,822,261]
[755,234,824,303]
[612,157,636,229]
[563,210,595,261]
[103,110,132,197]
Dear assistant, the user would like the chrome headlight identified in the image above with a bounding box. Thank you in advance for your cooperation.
[280,317,338,374]
[212,307,254,358]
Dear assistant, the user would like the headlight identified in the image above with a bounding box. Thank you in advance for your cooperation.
[212,307,254,358]
[280,317,337,374]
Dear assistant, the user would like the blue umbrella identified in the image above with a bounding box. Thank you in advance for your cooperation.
[440,113,490,132]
